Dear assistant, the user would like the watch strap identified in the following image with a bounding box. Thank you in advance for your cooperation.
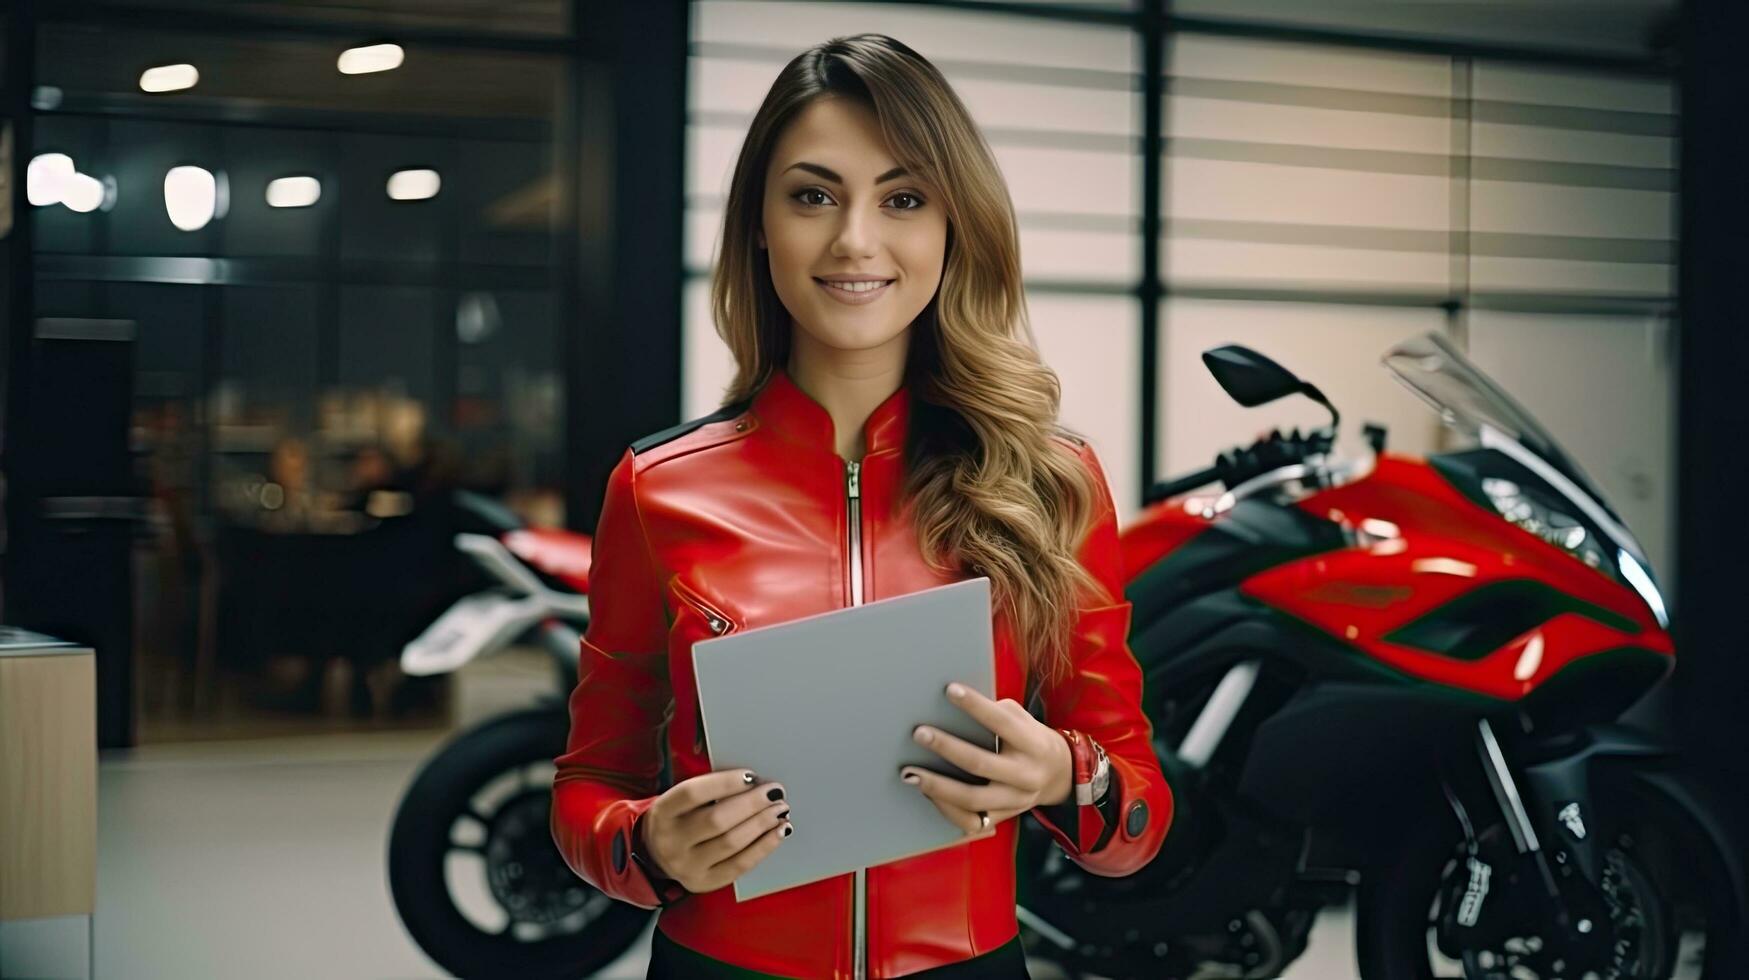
[630,811,690,908]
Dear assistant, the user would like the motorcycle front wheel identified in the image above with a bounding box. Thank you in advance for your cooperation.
[1355,783,1741,980]
[387,705,654,979]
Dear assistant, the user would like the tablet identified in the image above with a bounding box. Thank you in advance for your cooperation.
[689,576,997,902]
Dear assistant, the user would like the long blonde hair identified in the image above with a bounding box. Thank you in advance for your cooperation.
[710,34,1107,694]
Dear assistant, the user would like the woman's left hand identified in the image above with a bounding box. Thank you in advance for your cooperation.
[900,682,1073,837]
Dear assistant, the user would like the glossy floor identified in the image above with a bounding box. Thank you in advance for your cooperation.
[92,727,1366,979]
[92,650,1363,979]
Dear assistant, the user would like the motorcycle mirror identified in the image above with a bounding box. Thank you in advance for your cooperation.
[1201,345,1341,430]
[1201,345,1304,406]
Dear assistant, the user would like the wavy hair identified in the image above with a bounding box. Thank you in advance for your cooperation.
[709,34,1107,694]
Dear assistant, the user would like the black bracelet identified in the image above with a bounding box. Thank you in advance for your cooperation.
[630,819,691,908]
[629,846,690,907]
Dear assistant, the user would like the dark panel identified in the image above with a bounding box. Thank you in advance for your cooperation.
[564,0,687,533]
[21,330,140,748]
[1384,579,1642,661]
[1676,0,1749,784]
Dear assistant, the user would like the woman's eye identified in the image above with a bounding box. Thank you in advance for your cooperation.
[794,188,833,207]
[886,193,924,211]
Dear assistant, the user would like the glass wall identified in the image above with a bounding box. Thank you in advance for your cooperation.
[27,13,570,739]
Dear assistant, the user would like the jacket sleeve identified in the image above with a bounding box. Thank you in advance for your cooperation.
[1026,441,1174,877]
[550,448,681,908]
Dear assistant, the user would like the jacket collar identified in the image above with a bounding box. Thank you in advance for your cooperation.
[753,367,911,458]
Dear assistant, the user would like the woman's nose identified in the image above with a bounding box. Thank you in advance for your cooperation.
[830,207,878,259]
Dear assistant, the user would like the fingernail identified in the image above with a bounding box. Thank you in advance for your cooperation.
[781,823,794,838]
[777,809,790,820]
[947,683,965,698]
[901,772,921,785]
[767,787,784,801]
[743,771,756,784]
[913,727,933,744]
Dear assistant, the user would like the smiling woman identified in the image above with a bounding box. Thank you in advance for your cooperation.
[552,33,1171,980]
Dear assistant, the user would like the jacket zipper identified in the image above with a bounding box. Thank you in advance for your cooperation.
[845,458,867,980]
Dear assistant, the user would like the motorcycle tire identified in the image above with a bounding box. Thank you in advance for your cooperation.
[388,705,654,979]
[1355,784,1745,980]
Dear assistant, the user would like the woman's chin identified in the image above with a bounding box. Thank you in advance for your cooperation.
[797,317,912,355]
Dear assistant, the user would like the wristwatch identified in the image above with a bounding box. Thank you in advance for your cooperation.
[1059,728,1111,806]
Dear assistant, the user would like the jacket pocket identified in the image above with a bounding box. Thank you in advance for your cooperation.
[671,577,741,641]
[668,578,741,757]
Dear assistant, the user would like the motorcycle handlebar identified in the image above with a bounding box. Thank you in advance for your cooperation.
[1143,465,1223,506]
[1142,426,1337,507]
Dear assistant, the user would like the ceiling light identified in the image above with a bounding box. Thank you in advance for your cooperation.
[386,168,440,201]
[139,64,199,93]
[265,175,322,208]
[338,43,405,75]
[165,165,221,230]
[61,173,110,213]
[28,152,75,206]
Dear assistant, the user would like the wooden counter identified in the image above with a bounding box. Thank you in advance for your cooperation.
[0,629,96,980]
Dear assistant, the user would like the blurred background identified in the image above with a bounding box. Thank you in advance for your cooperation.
[0,0,1741,978]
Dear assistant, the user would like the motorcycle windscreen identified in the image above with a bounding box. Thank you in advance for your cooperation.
[1381,331,1617,522]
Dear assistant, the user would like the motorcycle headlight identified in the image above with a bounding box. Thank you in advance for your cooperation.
[1480,478,1612,571]
[1616,548,1670,629]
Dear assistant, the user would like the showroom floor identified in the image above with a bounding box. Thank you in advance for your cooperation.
[92,651,1366,980]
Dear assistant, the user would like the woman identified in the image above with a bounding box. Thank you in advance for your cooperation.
[551,34,1171,980]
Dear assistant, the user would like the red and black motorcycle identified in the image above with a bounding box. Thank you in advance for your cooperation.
[1015,331,1745,979]
[388,332,1745,979]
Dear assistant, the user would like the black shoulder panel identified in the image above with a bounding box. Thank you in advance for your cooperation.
[629,399,752,456]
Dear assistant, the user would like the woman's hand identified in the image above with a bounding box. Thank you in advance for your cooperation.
[900,682,1073,837]
[638,768,793,894]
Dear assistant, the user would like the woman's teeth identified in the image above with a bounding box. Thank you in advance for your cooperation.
[820,279,892,293]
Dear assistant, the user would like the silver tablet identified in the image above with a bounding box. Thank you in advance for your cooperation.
[689,576,997,902]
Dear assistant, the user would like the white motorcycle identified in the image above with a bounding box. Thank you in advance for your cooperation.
[387,491,655,979]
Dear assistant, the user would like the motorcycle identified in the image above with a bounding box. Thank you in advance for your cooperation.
[387,332,1746,980]
[385,493,652,978]
[1015,331,1746,980]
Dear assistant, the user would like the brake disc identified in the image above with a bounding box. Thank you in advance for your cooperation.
[1442,845,1660,980]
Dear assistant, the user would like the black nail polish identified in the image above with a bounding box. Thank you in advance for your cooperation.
[781,824,794,838]
[777,809,790,820]
[767,787,784,801]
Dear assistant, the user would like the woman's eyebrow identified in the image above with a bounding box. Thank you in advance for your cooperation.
[782,162,910,185]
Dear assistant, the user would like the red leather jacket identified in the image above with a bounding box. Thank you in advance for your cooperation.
[551,368,1172,978]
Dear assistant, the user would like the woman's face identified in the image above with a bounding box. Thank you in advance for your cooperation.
[760,96,948,361]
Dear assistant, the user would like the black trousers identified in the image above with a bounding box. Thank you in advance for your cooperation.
[647,926,1033,979]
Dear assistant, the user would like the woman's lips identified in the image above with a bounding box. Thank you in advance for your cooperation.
[814,277,894,306]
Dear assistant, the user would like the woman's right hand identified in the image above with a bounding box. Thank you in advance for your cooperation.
[636,768,793,893]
